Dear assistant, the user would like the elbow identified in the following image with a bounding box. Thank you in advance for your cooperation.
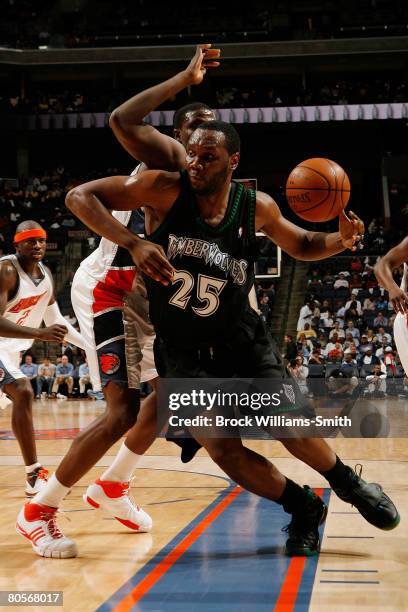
[65,187,82,214]
[108,109,120,132]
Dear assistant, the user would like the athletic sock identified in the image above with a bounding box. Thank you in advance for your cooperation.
[32,473,70,508]
[100,442,142,482]
[320,455,351,489]
[276,478,310,514]
[25,462,42,474]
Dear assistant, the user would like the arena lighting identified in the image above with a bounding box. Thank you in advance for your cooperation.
[38,45,48,50]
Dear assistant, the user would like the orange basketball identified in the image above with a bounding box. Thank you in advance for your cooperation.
[286,158,350,222]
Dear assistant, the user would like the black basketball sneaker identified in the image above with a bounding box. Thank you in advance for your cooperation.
[284,486,328,556]
[332,464,400,530]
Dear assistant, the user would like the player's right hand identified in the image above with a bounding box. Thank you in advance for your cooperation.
[184,44,221,86]
[389,287,408,314]
[37,324,68,342]
[128,241,174,285]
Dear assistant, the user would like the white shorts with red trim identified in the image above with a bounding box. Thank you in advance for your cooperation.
[394,312,408,375]
[71,267,157,391]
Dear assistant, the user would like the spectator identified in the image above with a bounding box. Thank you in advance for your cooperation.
[346,320,360,339]
[324,332,342,355]
[335,300,346,319]
[297,300,313,331]
[283,334,298,361]
[358,348,381,369]
[345,292,362,314]
[349,273,363,290]
[373,312,389,328]
[78,359,91,397]
[308,347,326,365]
[36,357,56,399]
[363,296,376,311]
[383,346,397,373]
[60,340,76,365]
[344,331,359,348]
[333,272,349,289]
[297,322,317,340]
[342,349,358,370]
[366,364,387,397]
[259,295,272,325]
[288,356,309,395]
[328,368,358,397]
[329,321,345,339]
[327,342,343,362]
[20,355,38,394]
[52,355,74,398]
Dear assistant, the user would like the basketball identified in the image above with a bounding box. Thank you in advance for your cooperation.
[286,157,350,222]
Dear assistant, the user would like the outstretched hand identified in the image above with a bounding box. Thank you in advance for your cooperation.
[184,44,221,86]
[339,210,365,251]
[128,240,174,285]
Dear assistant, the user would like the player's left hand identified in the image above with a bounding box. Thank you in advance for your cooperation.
[339,210,365,251]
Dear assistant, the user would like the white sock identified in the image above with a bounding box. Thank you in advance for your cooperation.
[100,442,142,482]
[32,473,70,508]
[25,462,42,474]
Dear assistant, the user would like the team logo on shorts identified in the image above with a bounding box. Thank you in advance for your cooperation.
[99,353,120,375]
[0,369,4,383]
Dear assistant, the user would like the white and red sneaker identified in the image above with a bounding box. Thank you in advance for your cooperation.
[16,502,78,558]
[25,467,49,498]
[84,479,152,532]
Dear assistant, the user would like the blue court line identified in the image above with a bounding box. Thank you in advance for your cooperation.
[99,487,330,612]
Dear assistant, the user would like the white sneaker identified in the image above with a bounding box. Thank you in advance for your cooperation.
[84,479,152,532]
[25,467,49,498]
[56,393,67,399]
[16,502,78,558]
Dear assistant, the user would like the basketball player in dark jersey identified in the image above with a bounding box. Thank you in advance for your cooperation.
[60,120,399,558]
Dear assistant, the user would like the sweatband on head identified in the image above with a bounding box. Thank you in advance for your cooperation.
[14,229,47,243]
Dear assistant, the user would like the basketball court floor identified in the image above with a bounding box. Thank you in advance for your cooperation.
[0,398,407,611]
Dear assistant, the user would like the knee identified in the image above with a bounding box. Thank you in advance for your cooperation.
[12,381,34,405]
[106,405,138,437]
[206,441,244,469]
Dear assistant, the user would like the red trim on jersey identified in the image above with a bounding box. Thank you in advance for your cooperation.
[92,269,136,314]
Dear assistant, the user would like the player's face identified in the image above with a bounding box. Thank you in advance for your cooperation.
[176,109,216,147]
[15,237,46,262]
[186,129,239,196]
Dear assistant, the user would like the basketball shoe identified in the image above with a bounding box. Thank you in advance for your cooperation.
[25,466,49,498]
[16,502,77,558]
[332,464,400,530]
[284,486,328,556]
[84,479,152,532]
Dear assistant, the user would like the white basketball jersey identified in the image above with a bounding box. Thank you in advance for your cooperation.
[0,255,53,352]
[401,263,408,292]
[80,164,142,282]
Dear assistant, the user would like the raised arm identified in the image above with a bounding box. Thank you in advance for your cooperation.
[66,171,180,284]
[256,191,364,261]
[374,237,408,313]
[109,44,220,169]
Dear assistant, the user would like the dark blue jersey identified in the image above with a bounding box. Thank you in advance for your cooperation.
[145,171,257,346]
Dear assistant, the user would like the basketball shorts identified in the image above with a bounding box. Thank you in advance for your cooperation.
[154,307,314,420]
[394,312,408,374]
[71,267,157,392]
[0,350,26,388]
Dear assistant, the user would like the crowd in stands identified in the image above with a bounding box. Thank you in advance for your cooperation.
[289,251,407,398]
[1,76,407,117]
[0,166,135,257]
[2,0,407,49]
[21,337,103,401]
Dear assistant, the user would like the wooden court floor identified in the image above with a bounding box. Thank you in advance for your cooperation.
[0,398,407,611]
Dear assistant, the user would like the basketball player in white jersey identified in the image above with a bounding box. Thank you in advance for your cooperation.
[0,220,86,497]
[374,237,408,371]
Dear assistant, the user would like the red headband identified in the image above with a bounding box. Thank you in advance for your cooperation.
[14,229,47,243]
